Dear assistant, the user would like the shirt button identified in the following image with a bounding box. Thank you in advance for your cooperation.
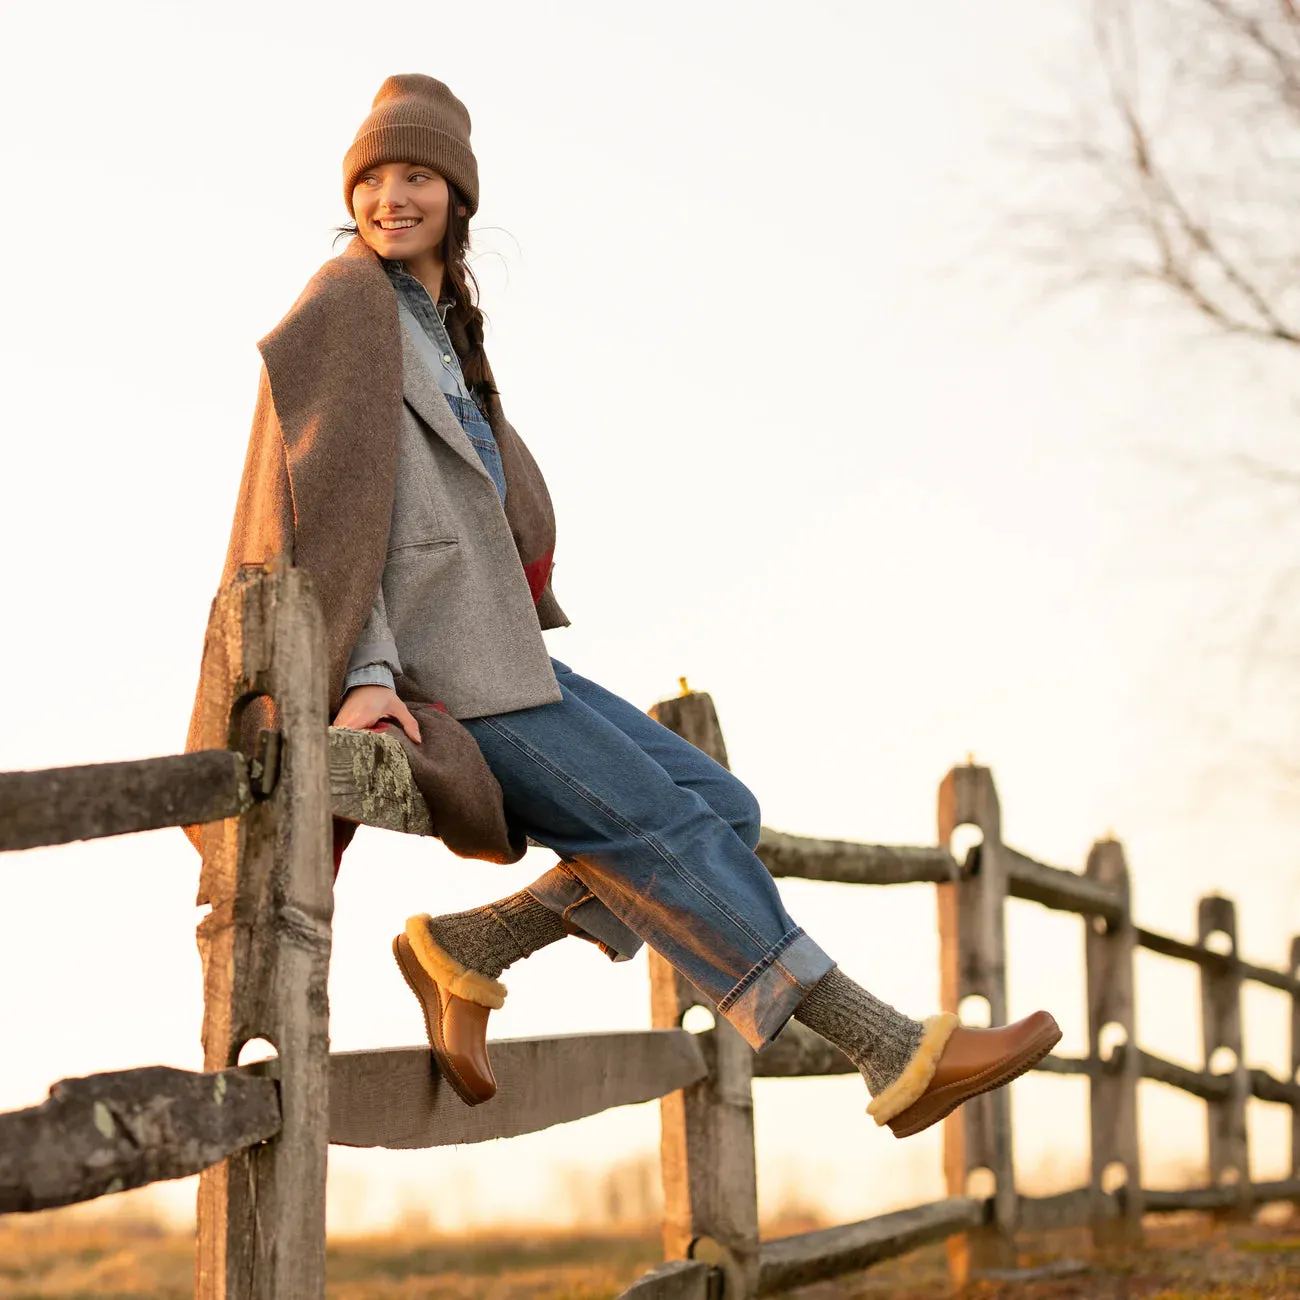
[442,353,452,363]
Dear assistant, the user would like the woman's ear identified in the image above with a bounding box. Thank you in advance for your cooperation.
[457,205,468,217]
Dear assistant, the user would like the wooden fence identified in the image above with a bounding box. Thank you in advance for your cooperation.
[1,561,1297,1299]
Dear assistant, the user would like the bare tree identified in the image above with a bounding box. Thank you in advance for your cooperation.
[1022,0,1300,346]
[1014,0,1300,790]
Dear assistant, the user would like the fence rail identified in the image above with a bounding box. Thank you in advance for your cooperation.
[1,560,1297,1298]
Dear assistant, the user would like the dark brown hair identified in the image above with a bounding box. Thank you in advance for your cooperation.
[333,177,499,412]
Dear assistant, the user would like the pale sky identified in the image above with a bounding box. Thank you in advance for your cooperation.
[2,0,1297,1235]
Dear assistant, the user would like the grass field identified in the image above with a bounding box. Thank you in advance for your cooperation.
[0,1204,1296,1297]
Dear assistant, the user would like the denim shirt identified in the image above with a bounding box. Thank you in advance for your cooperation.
[342,258,508,695]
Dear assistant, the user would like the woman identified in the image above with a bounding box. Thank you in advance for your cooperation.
[194,72,1061,1139]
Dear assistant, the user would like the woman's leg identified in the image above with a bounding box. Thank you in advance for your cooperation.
[414,659,1059,1130]
[521,657,766,962]
[420,657,767,974]
[443,661,831,1049]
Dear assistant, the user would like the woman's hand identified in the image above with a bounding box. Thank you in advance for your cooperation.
[332,685,422,744]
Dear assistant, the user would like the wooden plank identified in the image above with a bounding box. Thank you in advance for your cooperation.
[756,1197,985,1295]
[1031,1053,1093,1076]
[647,690,760,1300]
[1143,1185,1244,1212]
[0,750,251,852]
[1017,1187,1116,1232]
[1198,896,1252,1218]
[1004,846,1124,924]
[1250,1067,1300,1108]
[1239,958,1300,996]
[1136,926,1300,995]
[616,1259,717,1299]
[328,726,432,836]
[756,829,957,886]
[1136,1049,1231,1102]
[753,1019,855,1077]
[936,764,1017,1279]
[1084,839,1144,1245]
[1253,1178,1300,1203]
[193,562,334,1300]
[1136,926,1224,966]
[323,1030,707,1148]
[0,1065,279,1213]
[1141,1179,1300,1212]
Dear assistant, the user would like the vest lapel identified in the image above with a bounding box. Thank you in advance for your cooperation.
[398,325,495,482]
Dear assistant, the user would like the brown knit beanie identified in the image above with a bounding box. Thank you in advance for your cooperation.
[343,74,479,219]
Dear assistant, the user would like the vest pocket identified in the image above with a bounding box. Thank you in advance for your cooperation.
[387,537,461,556]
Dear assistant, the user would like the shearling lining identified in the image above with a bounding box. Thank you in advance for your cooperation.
[405,913,508,1010]
[865,1012,960,1125]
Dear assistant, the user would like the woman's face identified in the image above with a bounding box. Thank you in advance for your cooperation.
[352,161,460,262]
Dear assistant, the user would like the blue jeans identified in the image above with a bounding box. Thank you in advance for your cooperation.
[460,658,835,1049]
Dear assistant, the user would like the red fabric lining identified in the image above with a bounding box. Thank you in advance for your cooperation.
[522,547,554,604]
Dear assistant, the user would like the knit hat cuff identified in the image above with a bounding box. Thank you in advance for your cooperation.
[344,123,478,217]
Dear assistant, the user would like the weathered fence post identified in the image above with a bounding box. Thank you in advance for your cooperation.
[192,561,333,1298]
[1197,895,1251,1219]
[647,688,759,1298]
[1292,937,1300,1185]
[936,763,1016,1280]
[1083,838,1144,1245]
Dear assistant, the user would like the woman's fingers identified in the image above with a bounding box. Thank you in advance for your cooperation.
[391,700,422,745]
[332,685,421,740]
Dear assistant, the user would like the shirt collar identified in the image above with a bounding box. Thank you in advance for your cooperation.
[379,255,457,319]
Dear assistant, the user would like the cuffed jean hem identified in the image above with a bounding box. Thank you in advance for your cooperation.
[526,864,642,963]
[718,929,837,1050]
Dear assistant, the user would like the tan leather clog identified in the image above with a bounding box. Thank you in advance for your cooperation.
[877,1010,1062,1139]
[392,916,508,1107]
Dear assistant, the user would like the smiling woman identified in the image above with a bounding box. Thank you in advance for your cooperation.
[189,70,1061,1141]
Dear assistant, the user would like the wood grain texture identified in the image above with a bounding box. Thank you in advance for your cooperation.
[756,1198,985,1295]
[322,1031,707,1149]
[1197,895,1252,1218]
[0,750,250,853]
[616,1259,718,1299]
[1083,839,1144,1244]
[328,726,432,835]
[756,829,957,886]
[647,690,760,1299]
[1004,846,1124,924]
[0,1065,279,1213]
[193,562,333,1300]
[935,764,1017,1278]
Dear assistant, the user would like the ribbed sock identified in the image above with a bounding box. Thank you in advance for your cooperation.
[424,889,568,980]
[794,967,928,1097]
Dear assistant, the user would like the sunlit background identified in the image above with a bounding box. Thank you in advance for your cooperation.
[2,0,1297,1238]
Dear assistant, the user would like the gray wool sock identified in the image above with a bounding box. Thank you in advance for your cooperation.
[794,967,928,1098]
[425,889,569,980]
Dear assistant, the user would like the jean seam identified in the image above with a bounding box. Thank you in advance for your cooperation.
[476,715,775,953]
[717,927,807,1014]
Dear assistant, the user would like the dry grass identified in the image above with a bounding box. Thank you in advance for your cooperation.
[0,1205,1296,1297]
[784,1208,1300,1299]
